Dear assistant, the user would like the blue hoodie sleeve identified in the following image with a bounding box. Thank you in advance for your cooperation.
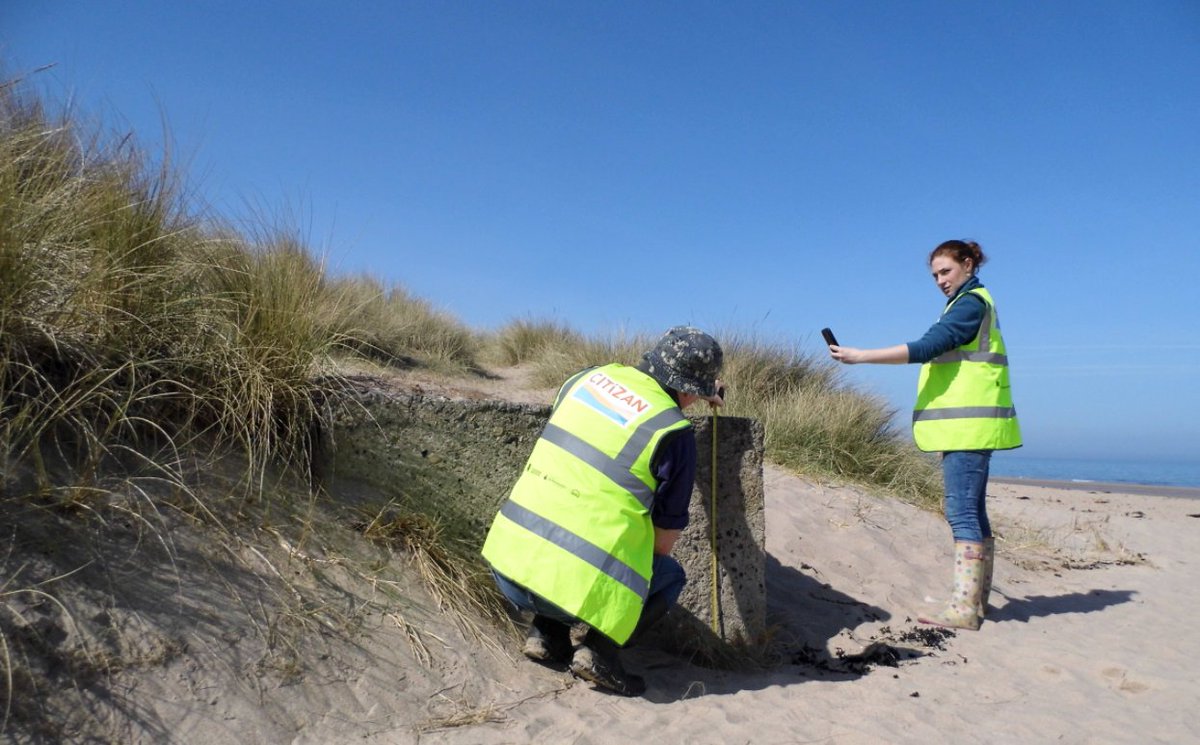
[650,428,697,531]
[906,291,987,364]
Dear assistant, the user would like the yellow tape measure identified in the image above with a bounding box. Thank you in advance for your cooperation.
[709,405,721,636]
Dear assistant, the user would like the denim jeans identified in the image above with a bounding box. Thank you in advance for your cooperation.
[492,554,687,628]
[942,450,993,543]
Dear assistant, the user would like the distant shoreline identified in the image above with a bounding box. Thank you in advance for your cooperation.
[991,476,1200,499]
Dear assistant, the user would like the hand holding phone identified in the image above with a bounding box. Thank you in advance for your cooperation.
[821,327,839,347]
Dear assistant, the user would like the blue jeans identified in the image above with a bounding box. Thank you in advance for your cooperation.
[492,554,687,628]
[942,450,992,543]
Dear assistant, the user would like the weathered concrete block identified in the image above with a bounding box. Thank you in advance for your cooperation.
[322,379,765,648]
[321,378,547,542]
[672,415,766,646]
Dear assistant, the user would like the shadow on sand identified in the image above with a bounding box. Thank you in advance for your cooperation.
[621,552,957,702]
[990,588,1136,623]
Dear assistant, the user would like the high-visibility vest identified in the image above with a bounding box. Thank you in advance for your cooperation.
[481,363,691,644]
[912,287,1022,452]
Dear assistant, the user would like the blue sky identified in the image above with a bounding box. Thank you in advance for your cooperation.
[4,2,1198,463]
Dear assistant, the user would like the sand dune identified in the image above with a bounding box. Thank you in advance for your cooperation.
[186,467,1196,744]
[30,455,1198,743]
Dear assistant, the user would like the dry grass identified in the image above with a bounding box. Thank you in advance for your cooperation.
[317,274,479,372]
[483,317,584,368]
[414,683,572,734]
[0,69,493,740]
[486,320,650,388]
[416,698,508,733]
[992,519,1149,571]
[356,503,514,655]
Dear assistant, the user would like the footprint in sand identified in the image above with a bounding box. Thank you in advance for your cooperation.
[1102,666,1149,694]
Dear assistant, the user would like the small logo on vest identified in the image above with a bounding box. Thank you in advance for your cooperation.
[572,372,653,427]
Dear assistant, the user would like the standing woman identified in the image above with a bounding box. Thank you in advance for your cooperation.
[829,240,1021,630]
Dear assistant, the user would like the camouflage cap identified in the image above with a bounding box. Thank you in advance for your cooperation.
[638,326,723,397]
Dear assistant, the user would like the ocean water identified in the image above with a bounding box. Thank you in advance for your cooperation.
[989,454,1200,489]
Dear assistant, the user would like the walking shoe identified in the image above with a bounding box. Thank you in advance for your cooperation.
[522,615,572,664]
[569,627,646,696]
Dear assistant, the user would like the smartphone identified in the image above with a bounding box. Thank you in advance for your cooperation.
[821,328,839,347]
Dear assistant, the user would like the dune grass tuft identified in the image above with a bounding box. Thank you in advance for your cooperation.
[487,320,651,388]
[314,274,479,372]
[0,69,492,735]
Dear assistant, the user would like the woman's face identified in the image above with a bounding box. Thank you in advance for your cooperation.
[930,255,973,298]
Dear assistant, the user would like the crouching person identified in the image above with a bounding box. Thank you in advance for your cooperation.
[482,326,724,696]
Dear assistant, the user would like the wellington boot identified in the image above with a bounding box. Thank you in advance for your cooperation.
[522,615,573,665]
[979,537,996,619]
[569,627,646,697]
[918,541,985,631]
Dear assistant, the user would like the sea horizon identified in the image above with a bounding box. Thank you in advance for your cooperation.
[989,453,1200,490]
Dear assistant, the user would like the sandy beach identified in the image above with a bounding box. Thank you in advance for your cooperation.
[433,470,1199,745]
[406,469,1200,744]
[106,462,1198,745]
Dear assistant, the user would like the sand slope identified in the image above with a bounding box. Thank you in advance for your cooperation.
[396,470,1199,745]
[14,429,1198,743]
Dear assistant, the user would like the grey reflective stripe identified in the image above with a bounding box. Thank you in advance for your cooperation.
[499,500,649,600]
[912,406,1018,422]
[933,298,1005,365]
[540,422,659,509]
[977,301,992,350]
[617,407,688,465]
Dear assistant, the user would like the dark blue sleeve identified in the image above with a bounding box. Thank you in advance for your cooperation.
[906,293,987,364]
[650,428,696,531]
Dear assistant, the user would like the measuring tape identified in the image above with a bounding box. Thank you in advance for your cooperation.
[709,401,722,636]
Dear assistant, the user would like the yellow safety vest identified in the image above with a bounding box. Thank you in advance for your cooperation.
[912,287,1022,452]
[481,363,691,644]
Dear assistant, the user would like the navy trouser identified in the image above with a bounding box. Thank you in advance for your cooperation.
[492,554,686,632]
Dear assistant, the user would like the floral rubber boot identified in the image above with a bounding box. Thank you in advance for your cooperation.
[979,536,995,619]
[918,541,985,631]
